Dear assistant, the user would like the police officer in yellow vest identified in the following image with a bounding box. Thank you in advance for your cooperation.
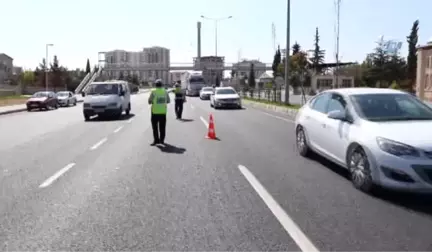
[148,79,170,146]
[174,80,186,119]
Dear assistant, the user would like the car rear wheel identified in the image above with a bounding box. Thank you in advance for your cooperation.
[347,146,375,193]
[296,126,311,157]
[125,103,131,116]
[84,114,90,121]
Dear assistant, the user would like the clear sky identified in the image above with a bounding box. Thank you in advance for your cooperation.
[1,0,430,70]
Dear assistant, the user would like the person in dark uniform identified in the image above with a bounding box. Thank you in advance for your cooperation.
[148,79,170,146]
[174,81,186,119]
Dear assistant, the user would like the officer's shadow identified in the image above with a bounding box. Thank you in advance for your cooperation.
[156,143,186,154]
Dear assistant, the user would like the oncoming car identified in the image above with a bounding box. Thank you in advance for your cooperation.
[56,91,77,107]
[210,87,242,109]
[82,81,131,121]
[199,87,214,100]
[295,88,432,194]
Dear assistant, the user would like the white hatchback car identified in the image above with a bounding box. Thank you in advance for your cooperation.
[295,88,432,194]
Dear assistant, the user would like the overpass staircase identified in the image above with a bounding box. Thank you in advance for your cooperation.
[74,67,103,94]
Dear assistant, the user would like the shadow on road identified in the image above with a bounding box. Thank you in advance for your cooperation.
[89,113,136,122]
[156,143,186,154]
[309,152,432,216]
[179,118,194,122]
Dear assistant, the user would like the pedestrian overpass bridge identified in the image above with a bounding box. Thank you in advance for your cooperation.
[102,63,272,71]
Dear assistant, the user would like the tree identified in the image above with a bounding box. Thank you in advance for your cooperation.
[292,42,301,55]
[248,63,256,88]
[119,72,124,80]
[22,71,35,86]
[230,69,236,79]
[308,27,326,73]
[272,45,282,78]
[85,59,91,74]
[406,19,419,91]
[131,74,139,85]
[50,55,63,90]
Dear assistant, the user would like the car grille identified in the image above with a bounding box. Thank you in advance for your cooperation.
[220,98,237,103]
[92,105,106,109]
[412,165,432,184]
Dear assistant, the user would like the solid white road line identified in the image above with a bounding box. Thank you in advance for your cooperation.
[39,163,76,188]
[238,165,319,252]
[113,126,124,133]
[90,138,107,150]
[260,111,295,123]
[200,116,209,128]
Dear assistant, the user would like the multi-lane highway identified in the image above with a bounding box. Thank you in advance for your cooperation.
[0,92,431,251]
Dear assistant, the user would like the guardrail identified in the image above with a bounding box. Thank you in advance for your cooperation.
[239,87,312,105]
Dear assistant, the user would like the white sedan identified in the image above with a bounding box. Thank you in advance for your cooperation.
[199,87,214,100]
[56,91,77,107]
[210,87,242,109]
[295,88,432,194]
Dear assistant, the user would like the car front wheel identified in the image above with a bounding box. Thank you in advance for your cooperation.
[347,146,375,193]
[296,126,311,157]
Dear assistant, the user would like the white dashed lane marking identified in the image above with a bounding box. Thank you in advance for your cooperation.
[90,138,107,150]
[39,163,76,188]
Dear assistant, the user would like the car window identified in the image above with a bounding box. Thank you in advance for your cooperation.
[327,93,347,113]
[310,93,330,113]
[351,93,432,121]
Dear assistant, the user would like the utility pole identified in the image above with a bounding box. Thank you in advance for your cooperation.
[334,0,341,88]
[284,0,291,105]
[45,44,54,91]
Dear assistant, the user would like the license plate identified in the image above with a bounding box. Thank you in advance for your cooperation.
[94,109,104,113]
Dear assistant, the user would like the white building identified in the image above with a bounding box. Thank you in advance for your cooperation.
[194,56,224,85]
[104,46,171,83]
[232,59,266,79]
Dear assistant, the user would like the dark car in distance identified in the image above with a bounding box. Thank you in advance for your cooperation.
[26,91,58,111]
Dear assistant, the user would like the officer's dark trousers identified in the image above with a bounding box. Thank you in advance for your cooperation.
[151,113,166,143]
[175,100,183,119]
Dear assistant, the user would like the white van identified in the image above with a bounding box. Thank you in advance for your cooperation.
[82,81,131,121]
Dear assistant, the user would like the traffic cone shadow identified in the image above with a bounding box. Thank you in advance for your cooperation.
[205,114,221,141]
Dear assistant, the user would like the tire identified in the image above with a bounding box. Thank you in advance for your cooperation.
[73,100,77,106]
[27,107,31,112]
[66,100,69,107]
[84,114,90,121]
[54,103,58,109]
[125,103,131,116]
[347,146,375,193]
[116,107,123,119]
[296,126,311,157]
[210,102,213,108]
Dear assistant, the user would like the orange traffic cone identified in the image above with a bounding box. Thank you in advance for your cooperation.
[206,114,217,140]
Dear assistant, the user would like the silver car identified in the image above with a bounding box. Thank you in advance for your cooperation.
[56,91,77,107]
[295,88,432,194]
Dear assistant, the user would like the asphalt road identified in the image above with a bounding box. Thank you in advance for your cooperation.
[0,93,431,251]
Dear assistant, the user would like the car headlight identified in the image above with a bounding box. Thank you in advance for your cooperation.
[376,137,420,157]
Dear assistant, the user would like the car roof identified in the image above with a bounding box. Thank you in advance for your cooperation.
[215,87,235,90]
[322,87,405,96]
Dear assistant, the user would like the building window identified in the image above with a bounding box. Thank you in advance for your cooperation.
[342,79,351,87]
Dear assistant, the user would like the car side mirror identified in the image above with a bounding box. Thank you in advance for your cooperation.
[120,90,125,96]
[327,110,347,121]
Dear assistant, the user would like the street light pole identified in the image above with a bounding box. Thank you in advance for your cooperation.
[200,15,233,57]
[284,0,291,105]
[45,43,54,91]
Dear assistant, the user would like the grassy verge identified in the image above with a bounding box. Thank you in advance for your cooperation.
[242,96,301,110]
[0,95,29,107]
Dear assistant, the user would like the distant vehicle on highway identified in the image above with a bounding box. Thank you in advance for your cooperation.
[82,81,131,121]
[26,91,58,111]
[210,87,242,109]
[199,87,214,100]
[56,91,77,107]
[181,71,206,96]
[295,88,432,194]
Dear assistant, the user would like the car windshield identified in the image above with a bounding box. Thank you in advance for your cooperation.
[216,89,236,95]
[202,88,213,92]
[32,92,49,98]
[86,84,119,95]
[351,93,432,121]
[57,92,69,97]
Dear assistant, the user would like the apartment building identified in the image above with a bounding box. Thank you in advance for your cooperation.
[416,40,432,101]
[104,46,171,83]
[0,53,13,84]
